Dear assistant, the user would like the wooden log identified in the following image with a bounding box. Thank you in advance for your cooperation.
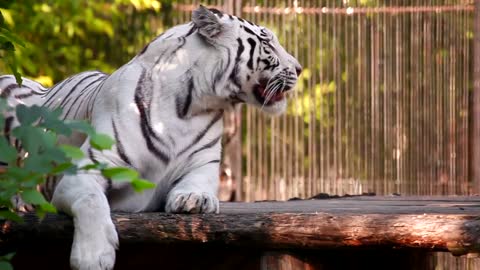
[2,197,480,257]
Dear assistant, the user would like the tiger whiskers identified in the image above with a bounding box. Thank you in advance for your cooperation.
[260,80,284,110]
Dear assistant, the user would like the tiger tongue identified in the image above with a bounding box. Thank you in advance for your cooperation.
[260,86,284,101]
[271,92,285,101]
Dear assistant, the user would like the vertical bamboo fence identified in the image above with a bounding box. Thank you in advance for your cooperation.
[173,1,476,199]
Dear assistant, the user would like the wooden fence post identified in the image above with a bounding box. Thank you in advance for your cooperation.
[471,1,480,195]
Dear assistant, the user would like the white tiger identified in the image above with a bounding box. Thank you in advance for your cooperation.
[0,6,301,270]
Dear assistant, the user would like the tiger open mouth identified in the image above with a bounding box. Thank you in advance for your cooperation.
[253,79,286,106]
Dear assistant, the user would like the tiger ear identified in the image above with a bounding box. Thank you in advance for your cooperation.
[192,5,223,40]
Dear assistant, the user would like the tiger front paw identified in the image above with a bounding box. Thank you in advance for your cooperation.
[70,217,118,270]
[165,191,219,214]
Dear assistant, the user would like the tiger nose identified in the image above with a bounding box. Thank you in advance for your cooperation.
[295,65,303,76]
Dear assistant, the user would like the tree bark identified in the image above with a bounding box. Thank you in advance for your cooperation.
[2,197,480,256]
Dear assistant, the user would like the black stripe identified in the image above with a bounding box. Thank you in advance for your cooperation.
[57,73,103,109]
[73,78,103,119]
[176,78,193,119]
[62,76,106,120]
[243,26,256,37]
[88,147,98,163]
[86,77,108,118]
[259,58,278,71]
[237,17,245,23]
[236,38,245,60]
[42,72,85,103]
[43,72,99,109]
[14,92,34,99]
[1,84,20,98]
[88,147,112,191]
[14,139,20,151]
[188,135,222,158]
[178,112,223,156]
[228,64,241,89]
[135,69,170,164]
[112,119,132,166]
[206,159,220,164]
[44,176,56,201]
[247,38,256,70]
[185,25,197,37]
[227,39,245,90]
[139,43,150,55]
[243,26,269,43]
[4,116,13,142]
[44,177,51,200]
[208,8,223,16]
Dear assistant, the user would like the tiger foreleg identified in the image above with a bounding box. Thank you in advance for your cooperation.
[51,171,118,270]
[165,162,220,214]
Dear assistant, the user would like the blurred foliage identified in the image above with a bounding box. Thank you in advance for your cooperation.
[0,0,176,86]
[0,0,24,85]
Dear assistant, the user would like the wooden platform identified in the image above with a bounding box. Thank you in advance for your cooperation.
[2,196,480,269]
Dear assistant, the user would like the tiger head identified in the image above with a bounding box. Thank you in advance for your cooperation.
[191,6,302,115]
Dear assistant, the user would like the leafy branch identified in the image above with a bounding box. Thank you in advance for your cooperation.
[0,100,155,222]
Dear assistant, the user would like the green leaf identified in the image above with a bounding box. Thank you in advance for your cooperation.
[39,202,56,213]
[0,210,23,223]
[0,28,25,47]
[2,167,29,182]
[67,120,95,136]
[0,98,7,112]
[21,189,48,205]
[35,208,46,220]
[0,261,13,270]
[51,162,76,174]
[101,167,138,182]
[40,108,72,136]
[80,163,104,171]
[4,50,21,85]
[0,137,16,164]
[131,178,156,192]
[23,154,54,174]
[16,104,41,125]
[42,148,68,164]
[0,12,4,28]
[0,114,4,132]
[12,126,40,153]
[90,133,115,150]
[59,145,84,160]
